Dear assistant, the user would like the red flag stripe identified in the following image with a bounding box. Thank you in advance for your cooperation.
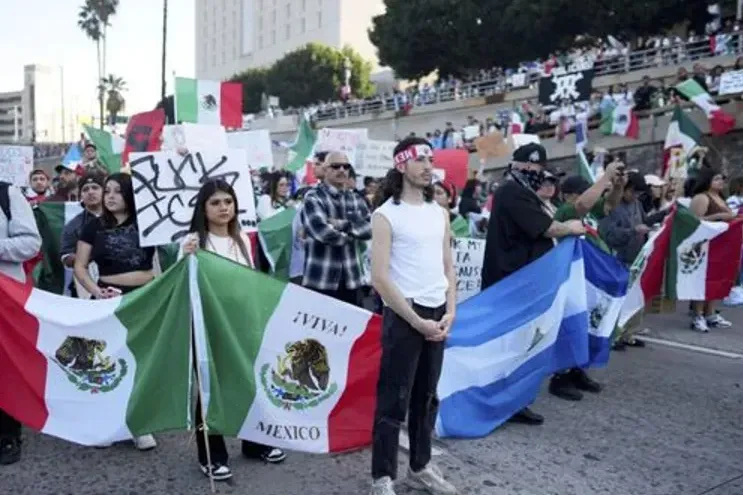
[220,82,243,129]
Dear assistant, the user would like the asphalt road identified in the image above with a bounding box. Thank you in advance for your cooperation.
[1,306,741,495]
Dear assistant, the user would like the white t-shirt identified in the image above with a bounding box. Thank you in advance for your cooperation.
[374,198,449,308]
[179,232,254,267]
[256,194,285,221]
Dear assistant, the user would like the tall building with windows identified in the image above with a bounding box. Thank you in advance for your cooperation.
[195,0,385,81]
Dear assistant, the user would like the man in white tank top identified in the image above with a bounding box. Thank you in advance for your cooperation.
[369,137,457,495]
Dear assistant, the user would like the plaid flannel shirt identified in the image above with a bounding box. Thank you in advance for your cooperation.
[301,183,372,290]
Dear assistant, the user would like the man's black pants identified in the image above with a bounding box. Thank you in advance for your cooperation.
[0,409,21,440]
[371,304,445,480]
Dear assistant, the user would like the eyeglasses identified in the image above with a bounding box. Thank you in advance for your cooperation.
[329,163,351,170]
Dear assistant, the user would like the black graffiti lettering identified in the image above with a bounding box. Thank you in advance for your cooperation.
[131,152,252,241]
[456,250,472,264]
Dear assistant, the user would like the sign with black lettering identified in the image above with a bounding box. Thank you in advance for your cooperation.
[538,69,594,106]
[130,150,257,247]
[452,238,485,302]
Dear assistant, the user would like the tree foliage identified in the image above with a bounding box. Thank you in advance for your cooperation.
[370,0,734,80]
[230,43,374,112]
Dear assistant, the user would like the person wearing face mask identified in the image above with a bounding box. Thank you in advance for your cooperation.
[481,143,586,426]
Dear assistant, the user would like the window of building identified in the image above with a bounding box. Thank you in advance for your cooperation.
[285,24,290,39]
[272,9,276,23]
[286,3,290,17]
[259,16,263,30]
[259,35,264,49]
[301,17,306,33]
[271,29,276,45]
[317,11,322,28]
[302,0,306,11]
[222,50,226,64]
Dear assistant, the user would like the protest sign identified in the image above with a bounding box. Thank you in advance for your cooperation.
[315,128,368,166]
[226,129,274,170]
[433,149,468,190]
[538,69,594,105]
[475,132,510,160]
[463,125,481,140]
[130,150,257,247]
[0,146,33,186]
[510,133,541,150]
[162,123,228,152]
[355,140,396,178]
[719,70,743,95]
[452,237,485,302]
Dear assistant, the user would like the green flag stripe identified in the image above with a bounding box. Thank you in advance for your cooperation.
[665,207,699,298]
[33,203,67,294]
[175,77,199,123]
[116,259,193,435]
[258,208,296,280]
[287,118,317,172]
[195,251,286,435]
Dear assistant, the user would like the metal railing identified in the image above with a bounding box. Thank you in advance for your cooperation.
[300,36,741,123]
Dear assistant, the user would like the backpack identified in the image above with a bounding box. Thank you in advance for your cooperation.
[0,181,11,222]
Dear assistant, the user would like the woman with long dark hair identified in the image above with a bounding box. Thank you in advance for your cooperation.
[434,181,469,237]
[181,179,286,480]
[74,173,157,451]
[256,172,294,220]
[458,179,482,219]
[689,168,736,332]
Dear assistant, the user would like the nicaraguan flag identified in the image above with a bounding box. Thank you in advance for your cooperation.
[583,240,629,367]
[436,238,589,439]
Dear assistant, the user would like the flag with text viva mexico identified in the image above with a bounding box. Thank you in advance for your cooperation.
[190,253,382,453]
[0,261,192,446]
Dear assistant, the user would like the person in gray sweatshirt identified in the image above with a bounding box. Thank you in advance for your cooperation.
[0,183,42,466]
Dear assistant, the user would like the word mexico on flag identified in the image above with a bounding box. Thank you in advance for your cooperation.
[435,237,590,438]
[175,77,243,129]
[0,260,192,446]
[190,252,382,453]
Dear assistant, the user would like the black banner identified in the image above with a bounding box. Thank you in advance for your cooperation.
[538,69,594,106]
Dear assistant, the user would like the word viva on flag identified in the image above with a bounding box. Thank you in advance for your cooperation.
[0,237,628,448]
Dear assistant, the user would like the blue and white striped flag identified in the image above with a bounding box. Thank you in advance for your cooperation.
[436,238,590,438]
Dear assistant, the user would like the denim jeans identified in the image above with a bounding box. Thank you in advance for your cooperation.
[371,303,445,480]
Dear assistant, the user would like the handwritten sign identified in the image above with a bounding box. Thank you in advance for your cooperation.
[355,140,395,178]
[463,125,481,140]
[452,238,485,302]
[719,70,743,95]
[226,129,274,170]
[0,146,33,186]
[162,124,228,151]
[130,150,257,247]
[315,128,368,166]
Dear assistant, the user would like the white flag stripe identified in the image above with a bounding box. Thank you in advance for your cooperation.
[674,220,728,300]
[188,256,211,416]
[28,290,137,446]
[196,80,221,125]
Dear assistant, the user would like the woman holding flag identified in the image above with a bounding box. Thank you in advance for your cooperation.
[181,179,287,480]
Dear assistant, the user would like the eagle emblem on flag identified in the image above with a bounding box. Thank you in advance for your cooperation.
[201,94,218,111]
[679,240,707,274]
[52,336,127,394]
[261,339,337,411]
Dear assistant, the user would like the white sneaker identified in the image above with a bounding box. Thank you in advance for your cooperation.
[691,315,709,333]
[370,476,396,495]
[406,465,457,495]
[707,313,732,329]
[133,434,157,451]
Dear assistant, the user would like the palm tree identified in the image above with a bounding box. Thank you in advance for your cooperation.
[77,0,119,128]
[100,74,127,127]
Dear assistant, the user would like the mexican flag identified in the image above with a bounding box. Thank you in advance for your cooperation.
[675,79,736,136]
[83,125,124,174]
[509,111,524,135]
[665,206,743,301]
[0,261,192,446]
[32,202,83,295]
[286,117,318,185]
[175,77,243,128]
[577,149,595,183]
[618,211,674,327]
[600,101,639,139]
[257,208,297,281]
[662,106,702,179]
[191,252,382,453]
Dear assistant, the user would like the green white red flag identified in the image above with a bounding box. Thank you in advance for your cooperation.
[600,101,639,139]
[662,106,702,179]
[175,77,243,128]
[675,79,736,136]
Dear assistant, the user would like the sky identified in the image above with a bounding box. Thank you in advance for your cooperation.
[0,0,195,117]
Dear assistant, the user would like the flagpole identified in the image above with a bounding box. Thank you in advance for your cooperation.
[172,71,178,125]
[188,259,216,493]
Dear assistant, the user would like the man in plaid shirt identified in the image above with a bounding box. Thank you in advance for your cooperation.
[301,151,372,306]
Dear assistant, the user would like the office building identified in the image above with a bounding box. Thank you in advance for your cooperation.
[195,0,385,81]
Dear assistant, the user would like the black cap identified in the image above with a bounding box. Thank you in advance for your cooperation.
[84,142,97,151]
[512,143,547,166]
[78,173,105,193]
[626,171,647,191]
[561,175,592,195]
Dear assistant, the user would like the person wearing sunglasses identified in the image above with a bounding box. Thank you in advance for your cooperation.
[300,151,372,306]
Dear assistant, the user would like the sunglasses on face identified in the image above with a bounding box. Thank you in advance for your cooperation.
[329,162,351,170]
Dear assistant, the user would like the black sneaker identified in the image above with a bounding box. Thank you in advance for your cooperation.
[549,374,583,401]
[612,341,627,351]
[0,438,21,466]
[508,407,544,425]
[243,445,287,464]
[199,462,233,481]
[569,369,602,393]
